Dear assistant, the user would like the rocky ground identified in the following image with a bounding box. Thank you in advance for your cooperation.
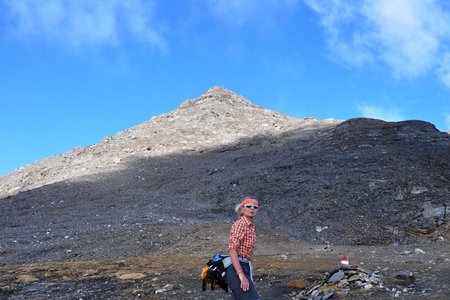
[1,87,449,299]
[1,237,450,299]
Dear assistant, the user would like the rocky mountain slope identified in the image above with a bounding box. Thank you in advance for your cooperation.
[0,87,337,199]
[1,87,449,267]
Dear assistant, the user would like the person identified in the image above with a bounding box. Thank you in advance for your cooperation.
[227,197,261,299]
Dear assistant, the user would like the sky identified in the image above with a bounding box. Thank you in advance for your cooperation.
[1,0,450,176]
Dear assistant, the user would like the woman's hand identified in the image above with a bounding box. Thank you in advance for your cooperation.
[238,272,250,291]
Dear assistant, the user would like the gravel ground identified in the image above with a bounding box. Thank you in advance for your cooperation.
[1,241,450,299]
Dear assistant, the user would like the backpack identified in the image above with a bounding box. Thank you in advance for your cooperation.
[201,253,232,293]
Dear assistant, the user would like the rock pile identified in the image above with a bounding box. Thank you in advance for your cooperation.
[291,266,383,299]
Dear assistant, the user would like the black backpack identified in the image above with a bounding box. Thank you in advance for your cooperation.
[201,254,232,293]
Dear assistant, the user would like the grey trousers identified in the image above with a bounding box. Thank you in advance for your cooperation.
[226,262,261,300]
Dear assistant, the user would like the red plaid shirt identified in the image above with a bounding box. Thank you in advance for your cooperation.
[228,216,256,259]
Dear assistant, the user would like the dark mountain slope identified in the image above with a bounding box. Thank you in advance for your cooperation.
[1,116,449,266]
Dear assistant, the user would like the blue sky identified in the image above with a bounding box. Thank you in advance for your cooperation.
[1,0,450,176]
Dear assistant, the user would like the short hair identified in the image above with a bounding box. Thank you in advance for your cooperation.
[234,203,243,216]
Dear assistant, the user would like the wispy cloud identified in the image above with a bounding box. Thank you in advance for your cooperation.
[203,0,300,28]
[358,104,405,122]
[304,0,450,87]
[445,113,450,130]
[3,0,167,51]
[436,52,450,88]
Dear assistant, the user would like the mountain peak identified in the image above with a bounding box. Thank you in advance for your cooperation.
[177,86,257,111]
[123,87,311,152]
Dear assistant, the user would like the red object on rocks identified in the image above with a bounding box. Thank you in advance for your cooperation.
[341,257,349,266]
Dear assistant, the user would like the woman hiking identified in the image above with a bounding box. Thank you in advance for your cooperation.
[227,197,261,300]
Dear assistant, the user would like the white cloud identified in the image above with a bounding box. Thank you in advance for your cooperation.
[304,0,450,85]
[445,113,450,130]
[436,52,450,88]
[303,0,373,67]
[3,0,166,51]
[358,104,405,122]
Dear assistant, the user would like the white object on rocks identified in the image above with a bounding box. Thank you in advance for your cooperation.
[155,284,174,294]
[341,257,349,266]
[315,225,328,232]
[411,186,428,194]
